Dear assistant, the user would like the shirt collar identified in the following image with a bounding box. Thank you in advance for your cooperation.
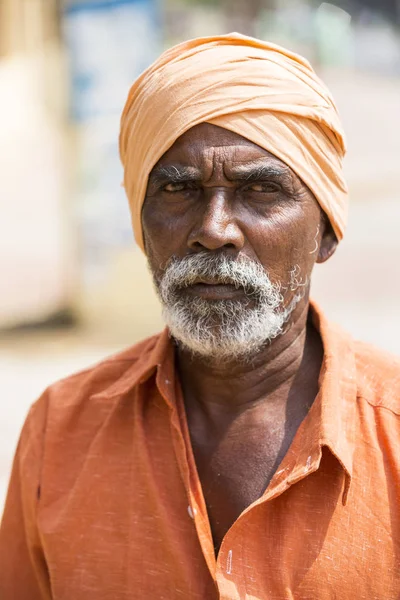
[308,300,357,501]
[91,328,172,401]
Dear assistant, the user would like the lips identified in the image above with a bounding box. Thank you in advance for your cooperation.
[189,277,232,285]
[184,279,245,300]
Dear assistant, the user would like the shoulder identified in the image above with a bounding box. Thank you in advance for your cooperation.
[353,339,400,415]
[12,333,165,505]
[27,332,163,436]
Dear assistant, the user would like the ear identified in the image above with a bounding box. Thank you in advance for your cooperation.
[317,214,338,264]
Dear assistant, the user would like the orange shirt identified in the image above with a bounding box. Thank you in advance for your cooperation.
[1,303,400,600]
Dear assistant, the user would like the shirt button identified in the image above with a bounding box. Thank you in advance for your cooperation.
[187,505,197,518]
[226,549,233,574]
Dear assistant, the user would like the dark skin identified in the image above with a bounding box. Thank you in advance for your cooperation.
[142,123,338,555]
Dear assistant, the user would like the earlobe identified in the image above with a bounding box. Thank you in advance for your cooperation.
[316,218,338,264]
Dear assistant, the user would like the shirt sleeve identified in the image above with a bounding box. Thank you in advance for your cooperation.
[0,396,52,600]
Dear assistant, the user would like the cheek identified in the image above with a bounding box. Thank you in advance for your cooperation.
[248,203,321,282]
[141,199,188,266]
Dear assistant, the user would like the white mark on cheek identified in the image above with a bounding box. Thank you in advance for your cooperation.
[309,224,320,254]
[288,264,309,291]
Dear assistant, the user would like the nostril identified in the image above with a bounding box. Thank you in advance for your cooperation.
[191,240,236,251]
[192,241,206,250]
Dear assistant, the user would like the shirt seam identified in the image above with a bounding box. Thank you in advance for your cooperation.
[358,394,400,417]
[26,397,50,517]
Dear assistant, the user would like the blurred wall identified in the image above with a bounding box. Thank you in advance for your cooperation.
[62,0,162,337]
[312,69,400,353]
[0,0,74,327]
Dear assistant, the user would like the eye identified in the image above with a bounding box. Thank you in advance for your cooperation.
[163,182,187,193]
[245,182,281,193]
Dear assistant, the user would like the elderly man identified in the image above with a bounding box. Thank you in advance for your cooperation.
[1,33,399,600]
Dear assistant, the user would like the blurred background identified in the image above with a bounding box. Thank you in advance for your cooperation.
[0,0,399,509]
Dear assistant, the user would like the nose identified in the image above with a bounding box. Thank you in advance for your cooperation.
[187,190,245,252]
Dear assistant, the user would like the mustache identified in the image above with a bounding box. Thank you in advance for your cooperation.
[158,252,279,299]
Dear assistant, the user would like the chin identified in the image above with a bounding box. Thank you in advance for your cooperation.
[164,310,287,363]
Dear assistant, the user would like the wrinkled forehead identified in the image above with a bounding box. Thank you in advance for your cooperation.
[152,122,292,174]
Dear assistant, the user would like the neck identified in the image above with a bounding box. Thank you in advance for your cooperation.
[177,301,321,418]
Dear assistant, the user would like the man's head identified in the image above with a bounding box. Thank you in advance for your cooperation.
[119,33,347,359]
[142,123,337,359]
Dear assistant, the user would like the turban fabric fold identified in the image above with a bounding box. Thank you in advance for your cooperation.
[119,33,348,252]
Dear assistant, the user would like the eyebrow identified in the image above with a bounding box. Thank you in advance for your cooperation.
[228,161,291,182]
[149,165,201,185]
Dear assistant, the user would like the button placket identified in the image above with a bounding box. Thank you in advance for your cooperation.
[215,520,248,600]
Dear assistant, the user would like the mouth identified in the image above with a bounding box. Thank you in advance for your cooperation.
[183,279,245,300]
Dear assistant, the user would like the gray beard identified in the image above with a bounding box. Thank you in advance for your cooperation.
[152,253,303,362]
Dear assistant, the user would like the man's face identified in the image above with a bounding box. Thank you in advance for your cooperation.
[142,123,335,359]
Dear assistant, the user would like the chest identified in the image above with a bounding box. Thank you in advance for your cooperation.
[189,417,294,553]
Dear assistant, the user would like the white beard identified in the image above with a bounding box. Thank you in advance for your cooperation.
[152,253,303,361]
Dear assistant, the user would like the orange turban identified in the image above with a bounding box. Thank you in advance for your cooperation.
[119,33,348,252]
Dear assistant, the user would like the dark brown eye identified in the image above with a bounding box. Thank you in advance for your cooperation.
[163,182,186,192]
[247,182,281,193]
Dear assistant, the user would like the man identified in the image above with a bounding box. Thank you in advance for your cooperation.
[1,33,399,600]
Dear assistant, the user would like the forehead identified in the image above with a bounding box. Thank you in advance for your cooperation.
[157,122,287,168]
